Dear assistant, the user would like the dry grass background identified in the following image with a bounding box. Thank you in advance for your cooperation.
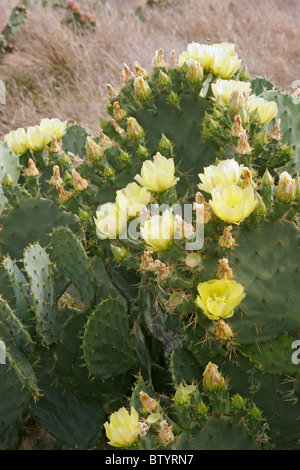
[0,0,300,138]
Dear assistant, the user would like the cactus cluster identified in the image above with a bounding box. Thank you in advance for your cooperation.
[0,2,28,54]
[0,41,299,449]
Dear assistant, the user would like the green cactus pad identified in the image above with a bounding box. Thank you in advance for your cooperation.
[6,342,40,399]
[0,363,31,445]
[55,310,132,409]
[83,298,137,379]
[261,89,300,174]
[170,345,204,388]
[222,354,300,449]
[240,334,298,375]
[24,244,59,346]
[32,360,105,450]
[61,124,89,159]
[177,416,259,450]
[0,198,79,260]
[0,296,33,353]
[51,227,95,307]
[250,77,277,95]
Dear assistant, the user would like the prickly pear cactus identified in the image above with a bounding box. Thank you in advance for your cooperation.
[1,41,300,450]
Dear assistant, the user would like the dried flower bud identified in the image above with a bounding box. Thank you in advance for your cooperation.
[49,165,63,186]
[174,214,194,239]
[216,258,233,280]
[138,421,150,437]
[140,250,155,271]
[152,48,166,69]
[140,391,159,413]
[50,135,61,153]
[236,131,252,155]
[68,152,84,168]
[56,183,73,204]
[113,101,128,121]
[169,50,179,69]
[218,225,236,249]
[230,115,244,138]
[133,61,148,78]
[24,158,40,177]
[120,63,134,86]
[158,420,174,445]
[269,118,281,140]
[107,83,118,99]
[153,259,170,280]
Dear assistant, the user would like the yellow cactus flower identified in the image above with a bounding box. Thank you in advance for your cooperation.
[210,52,241,79]
[94,202,127,239]
[134,153,179,193]
[179,42,236,72]
[4,127,29,155]
[247,95,278,124]
[116,182,151,218]
[196,279,246,320]
[141,209,175,252]
[198,159,243,194]
[104,407,140,449]
[209,184,257,224]
[211,79,251,106]
[4,118,67,155]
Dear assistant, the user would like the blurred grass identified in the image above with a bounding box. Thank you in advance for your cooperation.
[0,0,299,136]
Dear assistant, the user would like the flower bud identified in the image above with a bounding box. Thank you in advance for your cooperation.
[24,158,40,177]
[2,172,14,186]
[236,131,252,155]
[230,115,244,138]
[68,152,84,168]
[195,401,209,416]
[49,165,63,186]
[237,104,249,125]
[106,83,118,99]
[276,171,296,203]
[127,117,145,140]
[110,244,127,262]
[133,61,148,78]
[113,101,128,121]
[86,136,104,162]
[152,48,166,68]
[103,165,115,179]
[167,91,179,104]
[203,362,225,392]
[216,258,233,280]
[174,383,197,405]
[140,391,159,413]
[78,207,90,222]
[158,70,171,86]
[185,59,203,84]
[239,65,250,81]
[261,169,274,186]
[228,89,247,114]
[134,76,152,101]
[50,135,61,153]
[158,133,173,149]
[249,403,262,420]
[169,50,179,69]
[119,150,132,162]
[120,63,134,86]
[231,393,246,410]
[72,169,89,192]
[214,319,233,341]
[255,129,268,146]
[56,183,73,204]
[218,225,236,249]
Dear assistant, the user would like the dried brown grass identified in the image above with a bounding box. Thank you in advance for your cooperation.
[0,0,299,137]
